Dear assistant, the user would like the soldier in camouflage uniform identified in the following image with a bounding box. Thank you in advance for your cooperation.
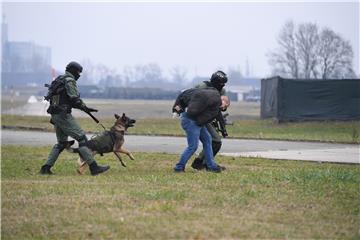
[40,61,110,176]
[191,70,230,171]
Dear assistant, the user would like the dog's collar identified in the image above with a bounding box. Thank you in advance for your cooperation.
[111,125,126,132]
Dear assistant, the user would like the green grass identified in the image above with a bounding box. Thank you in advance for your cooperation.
[2,146,360,239]
[2,114,360,143]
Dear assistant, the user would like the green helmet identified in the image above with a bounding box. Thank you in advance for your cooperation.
[66,61,83,80]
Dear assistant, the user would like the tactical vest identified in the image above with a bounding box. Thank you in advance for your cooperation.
[46,75,73,114]
[88,131,116,154]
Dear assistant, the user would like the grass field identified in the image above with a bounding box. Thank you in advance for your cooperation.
[2,114,360,143]
[2,146,360,239]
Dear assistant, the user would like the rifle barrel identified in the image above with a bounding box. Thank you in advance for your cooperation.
[86,111,99,123]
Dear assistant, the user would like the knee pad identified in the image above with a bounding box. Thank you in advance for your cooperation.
[212,141,222,156]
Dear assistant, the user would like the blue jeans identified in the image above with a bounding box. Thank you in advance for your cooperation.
[174,113,218,170]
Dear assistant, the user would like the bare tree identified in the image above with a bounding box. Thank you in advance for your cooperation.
[269,21,355,79]
[133,63,164,83]
[81,59,117,85]
[122,66,135,87]
[143,63,164,83]
[317,28,355,79]
[296,23,319,78]
[268,21,299,78]
[81,59,96,85]
[169,66,188,83]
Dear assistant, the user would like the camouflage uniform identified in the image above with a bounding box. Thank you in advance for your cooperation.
[44,71,96,167]
[40,64,109,175]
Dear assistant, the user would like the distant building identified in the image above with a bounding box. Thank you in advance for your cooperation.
[1,14,52,86]
[227,77,261,101]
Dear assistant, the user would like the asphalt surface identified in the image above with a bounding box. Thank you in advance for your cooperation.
[2,130,359,164]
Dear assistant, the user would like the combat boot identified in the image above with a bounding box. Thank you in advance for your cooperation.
[191,158,206,170]
[89,161,110,176]
[206,166,222,173]
[40,164,53,175]
[205,164,226,171]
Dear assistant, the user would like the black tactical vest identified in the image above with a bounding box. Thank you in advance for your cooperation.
[46,75,73,114]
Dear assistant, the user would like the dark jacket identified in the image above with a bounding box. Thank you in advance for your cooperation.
[173,87,221,126]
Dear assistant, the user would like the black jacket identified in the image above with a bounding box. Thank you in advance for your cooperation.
[173,87,221,126]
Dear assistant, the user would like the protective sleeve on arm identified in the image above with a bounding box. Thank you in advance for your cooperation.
[186,92,208,118]
[172,94,184,113]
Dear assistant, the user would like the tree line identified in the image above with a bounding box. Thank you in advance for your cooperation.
[268,20,356,79]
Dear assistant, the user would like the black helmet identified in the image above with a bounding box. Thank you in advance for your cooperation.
[66,61,83,80]
[210,70,228,91]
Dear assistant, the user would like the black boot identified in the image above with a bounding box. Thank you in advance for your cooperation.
[206,164,226,171]
[40,164,53,175]
[206,166,222,173]
[89,161,110,176]
[191,158,206,170]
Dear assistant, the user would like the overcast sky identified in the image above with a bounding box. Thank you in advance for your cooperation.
[2,1,359,78]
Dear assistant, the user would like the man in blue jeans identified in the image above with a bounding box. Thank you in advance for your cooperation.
[172,87,225,173]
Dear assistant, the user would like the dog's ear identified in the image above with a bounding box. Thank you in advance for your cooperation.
[115,114,120,119]
[122,113,126,120]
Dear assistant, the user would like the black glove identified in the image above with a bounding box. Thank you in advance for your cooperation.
[83,106,98,113]
[71,97,84,109]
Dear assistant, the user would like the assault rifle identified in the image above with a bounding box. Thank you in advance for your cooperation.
[213,112,232,138]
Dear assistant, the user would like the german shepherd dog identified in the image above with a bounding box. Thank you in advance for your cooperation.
[67,113,136,174]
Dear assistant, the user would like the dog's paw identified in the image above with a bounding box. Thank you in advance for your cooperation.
[77,169,84,175]
[77,165,87,175]
[77,158,86,166]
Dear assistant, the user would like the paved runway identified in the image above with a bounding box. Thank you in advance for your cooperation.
[2,130,359,164]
